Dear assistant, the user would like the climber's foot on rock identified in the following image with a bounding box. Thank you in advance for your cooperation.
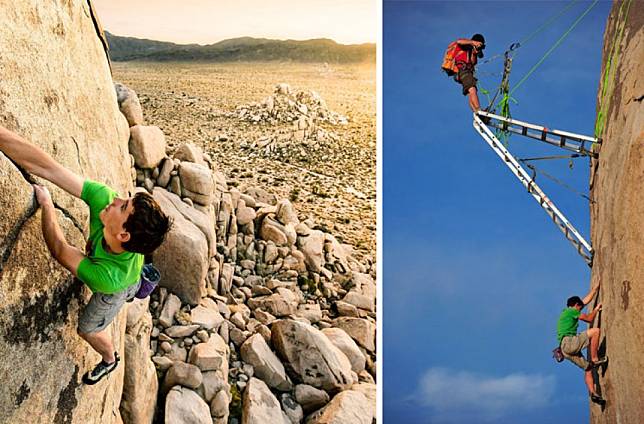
[590,392,605,405]
[82,352,120,385]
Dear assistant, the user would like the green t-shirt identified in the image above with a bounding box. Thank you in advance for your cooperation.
[557,307,581,343]
[76,180,143,294]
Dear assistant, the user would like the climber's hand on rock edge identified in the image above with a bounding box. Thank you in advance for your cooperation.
[33,184,53,208]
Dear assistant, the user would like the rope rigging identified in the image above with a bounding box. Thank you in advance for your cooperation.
[475,0,601,215]
[481,0,600,117]
[479,0,580,67]
[518,156,595,203]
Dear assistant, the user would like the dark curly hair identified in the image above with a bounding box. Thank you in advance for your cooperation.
[567,296,584,308]
[122,192,172,254]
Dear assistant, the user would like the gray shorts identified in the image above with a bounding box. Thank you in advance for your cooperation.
[561,332,589,370]
[78,281,141,334]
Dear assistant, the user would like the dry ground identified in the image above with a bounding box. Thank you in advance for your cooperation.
[112,61,376,258]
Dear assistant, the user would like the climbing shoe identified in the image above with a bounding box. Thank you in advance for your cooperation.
[590,392,605,404]
[587,356,609,369]
[82,352,120,385]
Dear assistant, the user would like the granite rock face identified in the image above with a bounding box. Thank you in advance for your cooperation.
[0,2,132,423]
[590,4,644,423]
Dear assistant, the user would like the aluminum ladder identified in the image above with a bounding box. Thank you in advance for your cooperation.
[477,110,599,158]
[473,111,599,267]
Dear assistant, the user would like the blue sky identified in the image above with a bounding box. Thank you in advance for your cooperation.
[383,1,611,423]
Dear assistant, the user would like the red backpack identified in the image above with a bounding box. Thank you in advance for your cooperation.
[441,41,468,76]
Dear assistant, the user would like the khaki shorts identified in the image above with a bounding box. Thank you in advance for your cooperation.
[561,332,589,370]
[457,68,477,95]
[77,281,141,334]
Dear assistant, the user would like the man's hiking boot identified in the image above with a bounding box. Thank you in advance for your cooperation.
[587,356,609,370]
[590,392,606,405]
[82,352,120,385]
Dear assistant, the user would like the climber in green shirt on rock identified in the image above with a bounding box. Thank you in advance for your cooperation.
[556,283,607,404]
[0,125,171,385]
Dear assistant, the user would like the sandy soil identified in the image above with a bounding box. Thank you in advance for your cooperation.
[112,61,376,258]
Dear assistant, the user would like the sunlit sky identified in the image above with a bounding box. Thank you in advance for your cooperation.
[92,0,377,45]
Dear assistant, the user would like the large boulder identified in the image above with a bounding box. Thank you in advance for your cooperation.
[165,386,211,424]
[240,334,292,391]
[190,304,225,331]
[259,216,289,245]
[305,390,373,424]
[351,383,377,420]
[154,187,216,257]
[333,318,376,352]
[114,82,144,126]
[322,328,366,373]
[179,162,214,205]
[0,2,133,422]
[298,230,325,272]
[247,292,297,317]
[242,378,290,424]
[271,320,353,392]
[129,125,166,169]
[153,189,209,305]
[294,384,330,414]
[188,334,228,372]
[162,362,203,392]
[174,143,206,167]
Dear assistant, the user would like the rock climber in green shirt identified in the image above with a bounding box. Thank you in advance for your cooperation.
[0,125,171,385]
[556,284,607,404]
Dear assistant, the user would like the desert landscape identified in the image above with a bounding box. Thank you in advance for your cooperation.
[112,61,376,259]
[112,60,377,422]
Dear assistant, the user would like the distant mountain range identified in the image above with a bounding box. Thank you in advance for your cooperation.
[105,32,375,63]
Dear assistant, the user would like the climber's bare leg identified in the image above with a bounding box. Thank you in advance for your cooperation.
[468,86,480,112]
[79,329,116,363]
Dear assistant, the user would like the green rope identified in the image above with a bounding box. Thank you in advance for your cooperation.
[594,0,633,139]
[509,0,600,97]
[519,0,580,47]
[480,0,579,66]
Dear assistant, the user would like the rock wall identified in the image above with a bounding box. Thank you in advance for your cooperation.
[590,1,643,422]
[0,1,132,423]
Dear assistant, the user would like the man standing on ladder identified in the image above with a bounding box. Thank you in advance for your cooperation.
[454,34,485,112]
[556,284,607,403]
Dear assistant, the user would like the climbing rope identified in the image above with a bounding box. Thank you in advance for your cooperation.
[509,0,600,97]
[517,0,580,49]
[480,0,579,66]
[594,0,633,139]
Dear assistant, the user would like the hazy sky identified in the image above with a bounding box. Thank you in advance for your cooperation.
[92,0,377,45]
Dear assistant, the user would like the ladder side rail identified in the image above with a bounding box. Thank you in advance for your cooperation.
[538,198,590,261]
[473,116,594,264]
[477,111,599,144]
[485,122,593,156]
[478,111,548,132]
[548,128,599,143]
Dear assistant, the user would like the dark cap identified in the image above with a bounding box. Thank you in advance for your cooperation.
[472,34,485,58]
[472,34,485,44]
